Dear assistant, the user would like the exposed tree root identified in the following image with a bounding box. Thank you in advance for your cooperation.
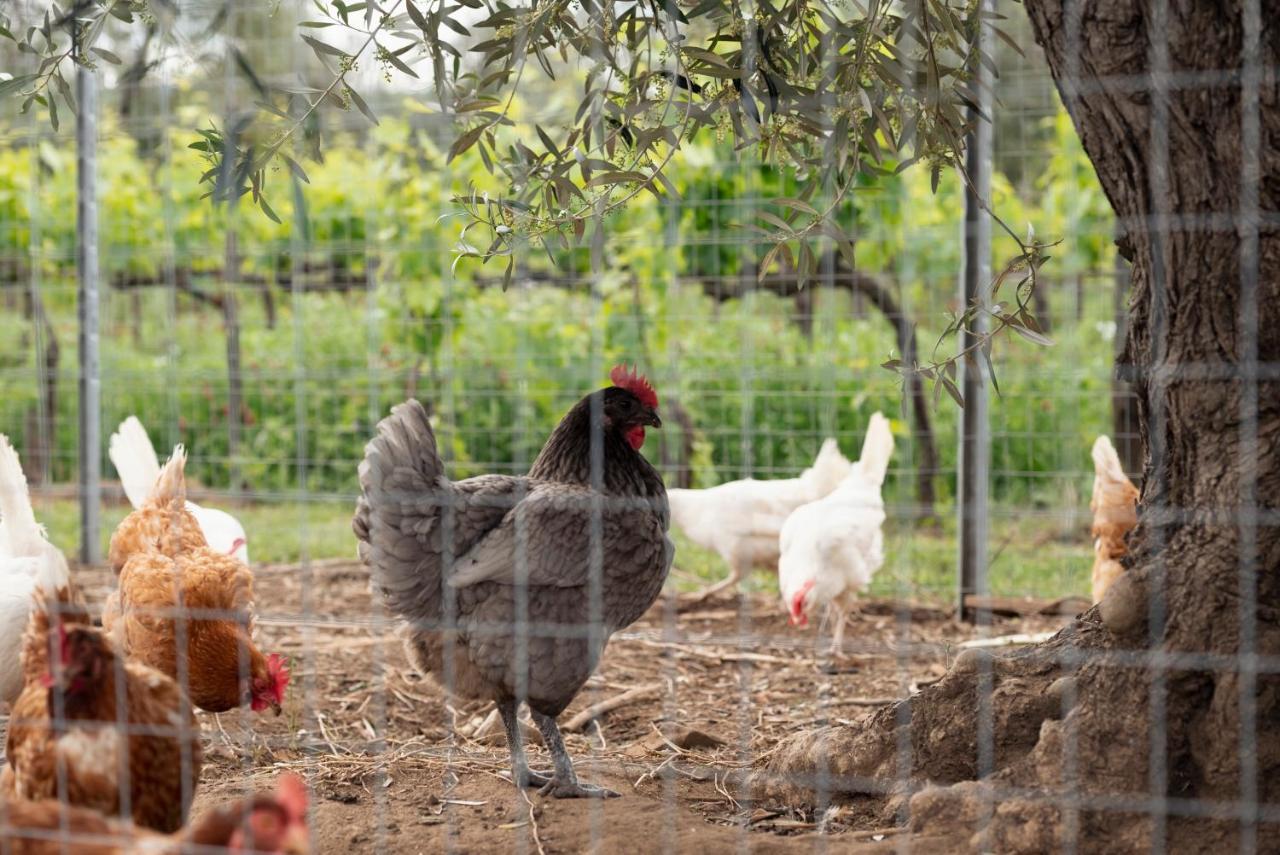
[751,617,1108,814]
[754,574,1280,852]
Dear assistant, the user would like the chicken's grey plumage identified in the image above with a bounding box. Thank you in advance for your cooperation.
[354,374,672,797]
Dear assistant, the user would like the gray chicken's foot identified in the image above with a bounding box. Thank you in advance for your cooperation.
[529,709,620,799]
[508,768,554,788]
[497,700,555,790]
[538,779,620,799]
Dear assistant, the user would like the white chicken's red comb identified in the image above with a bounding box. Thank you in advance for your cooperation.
[610,364,658,409]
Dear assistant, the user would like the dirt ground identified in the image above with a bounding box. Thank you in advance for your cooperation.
[58,560,1070,853]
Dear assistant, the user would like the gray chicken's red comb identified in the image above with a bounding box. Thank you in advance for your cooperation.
[610,364,658,409]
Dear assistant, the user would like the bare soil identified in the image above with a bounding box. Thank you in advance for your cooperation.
[62,561,1069,853]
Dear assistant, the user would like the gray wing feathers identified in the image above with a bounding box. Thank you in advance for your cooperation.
[448,484,669,591]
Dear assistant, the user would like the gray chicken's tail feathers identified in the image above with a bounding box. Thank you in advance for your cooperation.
[354,399,451,622]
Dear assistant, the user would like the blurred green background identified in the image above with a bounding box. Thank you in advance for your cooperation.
[0,8,1120,601]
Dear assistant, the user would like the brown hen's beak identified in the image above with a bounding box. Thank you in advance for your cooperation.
[271,701,283,716]
[642,409,662,428]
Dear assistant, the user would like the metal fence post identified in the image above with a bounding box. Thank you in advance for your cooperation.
[958,0,993,621]
[76,56,101,564]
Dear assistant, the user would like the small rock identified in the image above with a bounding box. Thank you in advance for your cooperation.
[1099,570,1147,637]
[951,647,994,675]
[327,788,360,805]
[1046,676,1076,717]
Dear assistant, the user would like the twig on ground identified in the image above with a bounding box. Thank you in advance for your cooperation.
[714,771,741,811]
[563,684,662,732]
[956,630,1055,649]
[850,826,907,840]
[635,639,808,667]
[634,755,675,789]
[819,696,901,707]
[466,708,502,740]
[314,711,346,756]
[648,721,690,756]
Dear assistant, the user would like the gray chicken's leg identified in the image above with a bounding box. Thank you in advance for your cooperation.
[529,709,620,799]
[498,699,553,789]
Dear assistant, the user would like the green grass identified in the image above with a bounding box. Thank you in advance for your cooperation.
[35,497,359,566]
[659,510,1091,604]
[35,496,1090,604]
[882,515,1092,602]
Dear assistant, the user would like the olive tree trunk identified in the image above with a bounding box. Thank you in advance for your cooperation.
[755,3,1279,851]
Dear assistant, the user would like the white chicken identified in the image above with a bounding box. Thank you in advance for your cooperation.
[108,416,250,563]
[778,412,895,654]
[669,438,852,599]
[0,434,74,705]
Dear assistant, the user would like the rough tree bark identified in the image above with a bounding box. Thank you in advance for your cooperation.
[1112,239,1143,479]
[755,3,1279,852]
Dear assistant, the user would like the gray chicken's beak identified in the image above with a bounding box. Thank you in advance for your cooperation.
[643,409,662,428]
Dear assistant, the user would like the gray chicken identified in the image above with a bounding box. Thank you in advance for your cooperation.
[353,366,672,798]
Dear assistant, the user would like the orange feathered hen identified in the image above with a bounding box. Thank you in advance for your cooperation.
[1,595,202,833]
[103,447,290,715]
[1089,435,1140,603]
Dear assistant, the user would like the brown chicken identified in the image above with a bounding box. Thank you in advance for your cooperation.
[355,365,673,798]
[2,597,203,833]
[1090,435,1140,603]
[0,772,309,854]
[105,444,207,574]
[103,447,290,714]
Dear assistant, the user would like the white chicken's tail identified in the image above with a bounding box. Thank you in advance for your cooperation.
[665,486,719,549]
[146,445,189,509]
[0,434,42,557]
[665,488,698,524]
[109,416,163,509]
[1091,435,1131,487]
[804,438,853,496]
[854,412,895,488]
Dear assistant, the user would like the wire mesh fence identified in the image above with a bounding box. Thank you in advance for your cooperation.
[1,0,1269,852]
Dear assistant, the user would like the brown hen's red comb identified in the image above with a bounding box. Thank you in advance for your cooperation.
[610,364,659,409]
[266,653,292,691]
